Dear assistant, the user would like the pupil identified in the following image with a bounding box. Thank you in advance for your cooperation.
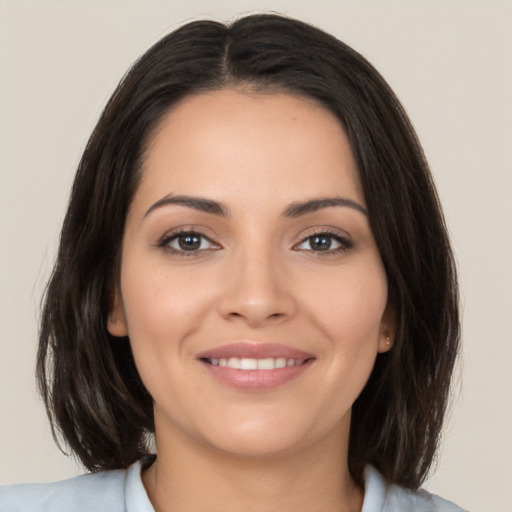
[311,236,331,250]
[179,234,201,250]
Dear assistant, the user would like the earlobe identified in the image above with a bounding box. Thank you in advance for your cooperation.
[107,294,128,337]
[378,333,393,353]
[378,302,396,353]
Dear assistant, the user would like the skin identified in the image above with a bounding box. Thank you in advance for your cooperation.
[109,89,394,512]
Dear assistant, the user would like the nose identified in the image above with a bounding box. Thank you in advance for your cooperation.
[217,245,296,328]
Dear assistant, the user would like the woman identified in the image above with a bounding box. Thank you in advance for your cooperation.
[0,14,466,512]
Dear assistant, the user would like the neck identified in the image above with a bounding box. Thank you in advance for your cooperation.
[142,419,363,512]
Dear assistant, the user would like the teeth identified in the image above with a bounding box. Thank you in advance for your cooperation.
[227,357,240,369]
[208,357,305,370]
[258,358,274,370]
[240,358,258,370]
[275,357,287,368]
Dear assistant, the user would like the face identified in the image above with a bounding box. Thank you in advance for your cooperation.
[109,89,393,459]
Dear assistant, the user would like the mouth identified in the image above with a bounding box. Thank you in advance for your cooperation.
[197,343,315,391]
[201,356,310,370]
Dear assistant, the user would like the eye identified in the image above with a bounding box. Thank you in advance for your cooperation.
[160,231,219,254]
[295,232,352,253]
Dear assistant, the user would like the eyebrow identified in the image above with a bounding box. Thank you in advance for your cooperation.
[282,197,368,218]
[144,194,230,217]
[144,194,367,218]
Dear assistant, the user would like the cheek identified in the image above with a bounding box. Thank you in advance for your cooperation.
[121,259,212,332]
[119,262,215,403]
[307,268,388,410]
[303,262,388,346]
[118,260,220,383]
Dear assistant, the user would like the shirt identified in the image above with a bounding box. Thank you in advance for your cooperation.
[0,460,468,511]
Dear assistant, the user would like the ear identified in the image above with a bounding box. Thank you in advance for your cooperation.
[378,302,396,353]
[107,291,128,337]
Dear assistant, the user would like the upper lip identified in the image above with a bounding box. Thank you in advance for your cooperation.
[197,342,314,361]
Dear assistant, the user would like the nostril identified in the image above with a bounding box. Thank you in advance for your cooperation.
[218,290,296,326]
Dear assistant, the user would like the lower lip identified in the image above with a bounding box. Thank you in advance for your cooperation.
[200,360,313,392]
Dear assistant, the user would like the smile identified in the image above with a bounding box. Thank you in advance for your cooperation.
[205,357,306,370]
[197,343,315,392]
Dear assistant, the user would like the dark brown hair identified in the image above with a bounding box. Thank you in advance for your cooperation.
[37,13,459,489]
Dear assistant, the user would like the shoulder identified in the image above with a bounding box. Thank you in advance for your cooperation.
[362,466,469,512]
[0,460,152,512]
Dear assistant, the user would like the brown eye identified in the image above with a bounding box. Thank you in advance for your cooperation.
[177,233,202,251]
[308,235,334,251]
[161,231,218,253]
[295,232,352,253]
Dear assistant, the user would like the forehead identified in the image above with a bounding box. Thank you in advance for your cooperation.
[134,89,364,213]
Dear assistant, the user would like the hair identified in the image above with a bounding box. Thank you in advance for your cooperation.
[37,13,459,489]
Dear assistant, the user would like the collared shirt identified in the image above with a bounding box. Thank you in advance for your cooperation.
[0,460,468,511]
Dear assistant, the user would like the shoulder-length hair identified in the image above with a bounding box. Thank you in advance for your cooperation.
[37,13,459,489]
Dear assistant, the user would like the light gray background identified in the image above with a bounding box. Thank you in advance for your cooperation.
[1,1,511,511]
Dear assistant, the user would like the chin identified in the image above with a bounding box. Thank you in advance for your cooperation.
[206,430,304,459]
[199,408,347,461]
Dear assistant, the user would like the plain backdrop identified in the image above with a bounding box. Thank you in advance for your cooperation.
[1,1,511,511]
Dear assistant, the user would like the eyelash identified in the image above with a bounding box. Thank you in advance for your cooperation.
[293,230,353,255]
[158,230,219,257]
[158,229,353,257]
